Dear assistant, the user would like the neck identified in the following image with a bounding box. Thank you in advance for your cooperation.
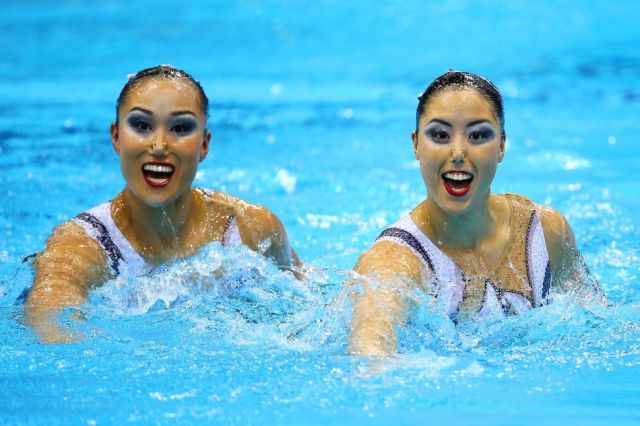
[422,193,497,249]
[116,188,195,250]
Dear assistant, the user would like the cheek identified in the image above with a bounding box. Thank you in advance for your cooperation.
[475,149,501,178]
[417,150,443,186]
[118,133,146,154]
[417,144,446,168]
[177,139,205,163]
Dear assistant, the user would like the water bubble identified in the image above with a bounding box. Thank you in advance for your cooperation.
[340,108,354,119]
[275,168,297,194]
[270,84,283,96]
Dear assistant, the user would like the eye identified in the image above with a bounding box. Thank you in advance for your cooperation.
[426,128,450,143]
[468,128,495,143]
[127,117,152,133]
[171,119,197,135]
[469,131,484,141]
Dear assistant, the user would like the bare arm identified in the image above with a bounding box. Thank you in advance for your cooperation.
[348,241,424,357]
[25,222,109,342]
[234,203,302,273]
[539,207,602,296]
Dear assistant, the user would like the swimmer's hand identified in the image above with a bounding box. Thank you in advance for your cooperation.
[24,221,109,343]
[347,241,424,357]
[22,305,85,344]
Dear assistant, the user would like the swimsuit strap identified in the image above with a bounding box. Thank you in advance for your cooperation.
[374,214,466,316]
[222,215,242,246]
[377,225,435,274]
[503,193,551,306]
[75,210,123,277]
[199,188,243,247]
[72,202,149,278]
[375,214,463,281]
[373,196,552,318]
[525,206,552,306]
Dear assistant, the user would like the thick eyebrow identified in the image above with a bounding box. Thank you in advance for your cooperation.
[467,119,494,127]
[171,111,197,118]
[127,107,153,115]
[425,119,452,127]
[126,108,197,118]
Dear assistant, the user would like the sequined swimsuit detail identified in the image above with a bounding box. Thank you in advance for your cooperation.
[374,194,551,319]
[72,190,242,279]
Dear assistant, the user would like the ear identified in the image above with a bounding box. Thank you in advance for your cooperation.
[411,130,419,159]
[199,130,211,162]
[498,132,506,163]
[110,122,120,154]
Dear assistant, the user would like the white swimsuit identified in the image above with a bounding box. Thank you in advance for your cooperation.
[374,194,551,320]
[72,195,242,279]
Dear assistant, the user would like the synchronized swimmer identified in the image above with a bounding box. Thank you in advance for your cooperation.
[23,67,600,348]
[349,71,601,356]
[25,65,301,342]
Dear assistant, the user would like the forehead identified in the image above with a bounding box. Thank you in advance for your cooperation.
[422,88,499,124]
[121,78,202,113]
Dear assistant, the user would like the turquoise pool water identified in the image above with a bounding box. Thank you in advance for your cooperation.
[1,0,639,424]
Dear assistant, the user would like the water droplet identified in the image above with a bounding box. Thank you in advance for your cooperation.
[270,83,283,96]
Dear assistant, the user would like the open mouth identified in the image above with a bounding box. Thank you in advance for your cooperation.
[442,171,473,197]
[142,162,175,187]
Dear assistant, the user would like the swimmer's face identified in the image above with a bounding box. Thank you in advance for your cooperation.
[411,88,505,215]
[110,78,210,208]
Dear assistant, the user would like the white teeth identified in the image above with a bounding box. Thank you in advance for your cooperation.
[443,171,472,181]
[143,164,174,173]
[147,177,166,183]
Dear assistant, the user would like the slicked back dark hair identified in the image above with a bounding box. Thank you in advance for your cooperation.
[115,65,209,126]
[415,70,504,134]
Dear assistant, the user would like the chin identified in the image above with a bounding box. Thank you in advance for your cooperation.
[128,185,179,209]
[441,204,471,217]
[142,198,170,209]
[434,193,476,216]
[138,195,173,209]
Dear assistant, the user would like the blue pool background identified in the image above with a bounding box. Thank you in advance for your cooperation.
[1,0,639,424]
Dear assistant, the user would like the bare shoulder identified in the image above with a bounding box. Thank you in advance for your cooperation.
[503,193,579,280]
[529,202,580,285]
[537,204,570,236]
[205,190,295,267]
[536,204,575,257]
[28,220,108,307]
[201,190,278,228]
[196,189,237,220]
[532,201,603,295]
[220,193,284,241]
[40,220,105,253]
[354,240,426,290]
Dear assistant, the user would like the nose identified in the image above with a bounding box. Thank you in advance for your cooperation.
[150,132,168,157]
[450,136,466,164]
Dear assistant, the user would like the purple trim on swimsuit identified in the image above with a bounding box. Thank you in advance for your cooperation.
[376,227,435,274]
[222,214,236,246]
[76,212,123,276]
[542,261,551,300]
[524,209,536,299]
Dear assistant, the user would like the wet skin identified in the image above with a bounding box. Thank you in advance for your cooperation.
[349,87,599,357]
[25,76,301,343]
[111,78,210,210]
[411,88,505,220]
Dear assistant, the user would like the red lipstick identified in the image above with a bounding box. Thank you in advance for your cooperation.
[442,171,473,197]
[141,162,175,188]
